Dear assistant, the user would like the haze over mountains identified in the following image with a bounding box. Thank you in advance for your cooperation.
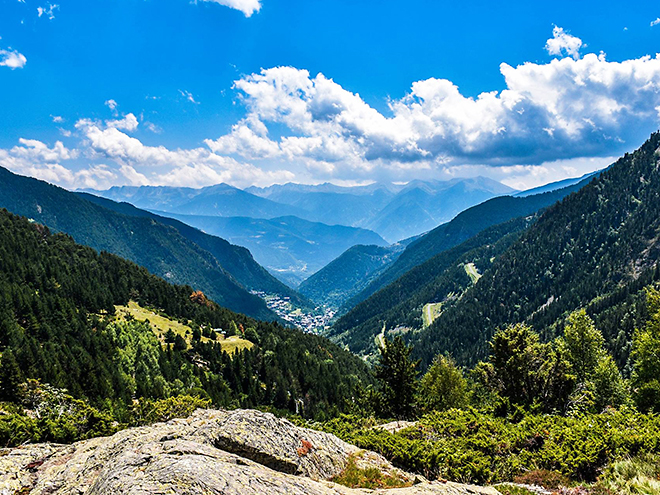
[83,177,516,288]
[0,167,311,321]
[86,177,515,243]
[151,212,388,286]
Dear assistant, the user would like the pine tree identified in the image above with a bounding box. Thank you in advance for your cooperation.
[0,349,24,402]
[374,336,419,419]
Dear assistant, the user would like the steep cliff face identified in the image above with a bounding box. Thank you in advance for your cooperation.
[0,409,500,495]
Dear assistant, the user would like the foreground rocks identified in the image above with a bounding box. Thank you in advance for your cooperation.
[0,408,500,495]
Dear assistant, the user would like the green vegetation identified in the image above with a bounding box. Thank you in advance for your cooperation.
[463,262,481,283]
[318,409,660,486]
[314,297,660,491]
[114,300,254,353]
[331,216,531,357]
[411,133,660,368]
[300,244,405,309]
[595,455,660,495]
[343,176,590,310]
[0,209,374,446]
[330,453,413,489]
[0,165,313,320]
[422,302,443,327]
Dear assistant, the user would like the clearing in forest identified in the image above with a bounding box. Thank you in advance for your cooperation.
[114,301,253,354]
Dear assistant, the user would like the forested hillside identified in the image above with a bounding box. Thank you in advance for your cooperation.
[298,243,407,308]
[0,209,372,419]
[0,167,286,320]
[330,216,534,357]
[344,176,594,311]
[78,193,312,309]
[411,133,660,367]
[148,212,388,287]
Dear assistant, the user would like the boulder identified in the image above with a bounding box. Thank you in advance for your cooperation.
[0,408,500,495]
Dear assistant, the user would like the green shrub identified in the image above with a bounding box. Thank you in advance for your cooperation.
[314,408,660,485]
[330,454,412,489]
[127,395,211,426]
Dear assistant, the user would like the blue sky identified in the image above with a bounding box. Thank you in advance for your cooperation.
[1,0,660,190]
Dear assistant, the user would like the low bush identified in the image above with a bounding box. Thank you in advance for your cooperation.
[315,408,660,485]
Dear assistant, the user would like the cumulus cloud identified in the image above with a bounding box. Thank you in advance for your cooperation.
[204,34,660,182]
[5,27,660,190]
[73,118,294,187]
[0,139,115,189]
[545,26,583,60]
[651,18,660,27]
[0,48,27,69]
[106,113,139,132]
[200,0,261,17]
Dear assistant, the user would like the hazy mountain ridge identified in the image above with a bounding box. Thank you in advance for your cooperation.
[342,175,595,312]
[87,177,516,244]
[77,193,313,309]
[0,167,281,320]
[298,243,408,309]
[148,211,389,286]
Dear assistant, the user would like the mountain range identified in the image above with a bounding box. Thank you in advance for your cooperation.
[328,133,660,372]
[148,212,388,286]
[0,167,310,320]
[86,177,515,244]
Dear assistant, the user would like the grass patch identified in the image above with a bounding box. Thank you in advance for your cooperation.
[114,301,253,354]
[595,455,660,495]
[494,485,536,495]
[330,454,412,489]
[464,262,482,284]
[422,302,443,327]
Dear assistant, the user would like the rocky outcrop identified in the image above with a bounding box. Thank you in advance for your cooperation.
[0,408,500,495]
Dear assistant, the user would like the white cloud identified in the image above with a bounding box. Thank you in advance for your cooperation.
[205,33,660,183]
[0,139,115,189]
[73,118,294,187]
[104,99,118,115]
[0,48,27,69]
[200,0,261,17]
[37,3,59,20]
[106,113,139,132]
[651,18,660,27]
[4,27,660,190]
[52,115,64,123]
[179,89,199,105]
[545,26,583,60]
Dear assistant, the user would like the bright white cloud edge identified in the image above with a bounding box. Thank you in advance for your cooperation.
[1,27,659,192]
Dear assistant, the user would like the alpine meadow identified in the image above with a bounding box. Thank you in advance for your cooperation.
[3,1,660,494]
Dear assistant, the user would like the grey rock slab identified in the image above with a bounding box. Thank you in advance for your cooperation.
[0,408,500,495]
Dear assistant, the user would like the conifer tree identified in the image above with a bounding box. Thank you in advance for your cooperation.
[374,336,419,419]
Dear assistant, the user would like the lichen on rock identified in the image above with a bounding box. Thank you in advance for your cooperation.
[0,408,500,495]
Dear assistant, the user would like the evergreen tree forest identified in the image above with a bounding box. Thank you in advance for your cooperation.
[0,208,373,444]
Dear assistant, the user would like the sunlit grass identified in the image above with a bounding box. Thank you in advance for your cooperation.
[114,301,253,354]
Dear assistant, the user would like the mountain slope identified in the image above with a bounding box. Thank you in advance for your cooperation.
[298,243,407,308]
[344,176,595,311]
[152,212,388,286]
[412,132,660,367]
[249,183,396,228]
[0,167,274,320]
[329,216,534,358]
[514,170,601,197]
[364,177,515,242]
[77,193,313,310]
[250,178,515,242]
[0,208,373,416]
